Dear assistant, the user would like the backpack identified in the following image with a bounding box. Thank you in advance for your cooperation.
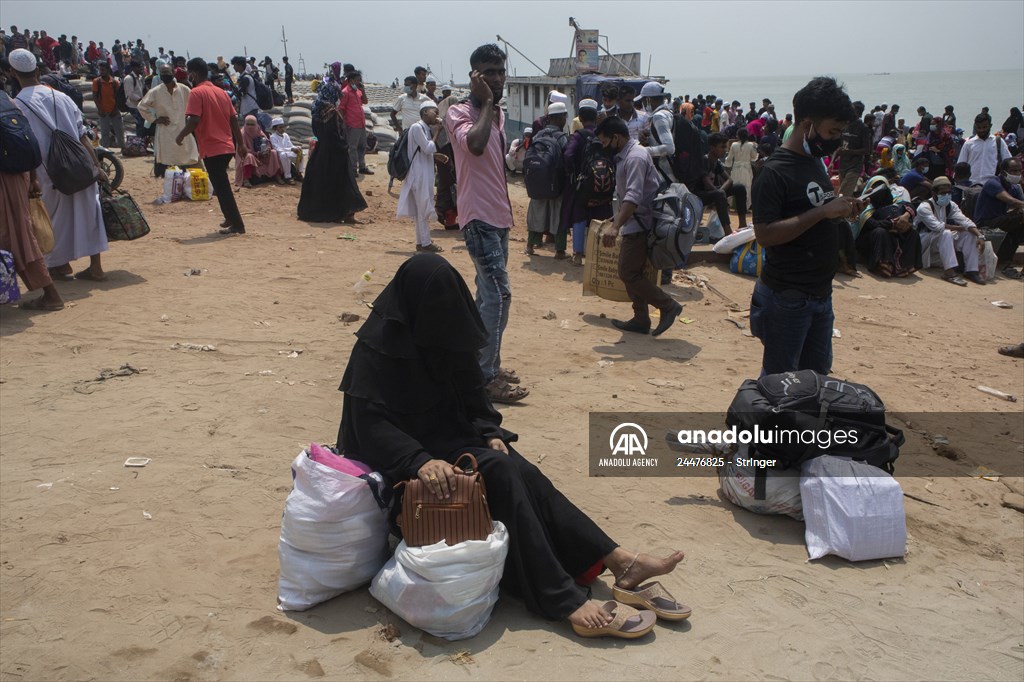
[115,79,129,113]
[668,114,708,186]
[272,89,286,107]
[573,132,614,205]
[0,91,42,174]
[523,128,566,200]
[958,185,983,220]
[238,74,274,111]
[40,74,84,112]
[642,183,702,269]
[387,127,419,182]
[17,91,97,195]
[725,370,904,478]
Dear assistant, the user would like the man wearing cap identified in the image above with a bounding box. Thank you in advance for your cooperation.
[531,90,568,137]
[915,175,987,285]
[637,82,677,187]
[424,74,439,103]
[563,99,613,265]
[341,70,372,176]
[595,115,683,337]
[398,100,446,253]
[445,43,529,403]
[139,63,197,178]
[270,117,301,184]
[526,101,569,258]
[505,126,530,172]
[9,48,109,282]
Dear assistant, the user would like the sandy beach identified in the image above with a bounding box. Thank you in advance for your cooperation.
[1,155,1022,681]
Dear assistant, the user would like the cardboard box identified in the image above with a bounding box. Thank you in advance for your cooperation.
[582,220,660,303]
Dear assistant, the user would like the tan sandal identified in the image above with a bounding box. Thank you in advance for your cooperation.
[571,601,656,639]
[486,379,529,404]
[612,582,692,621]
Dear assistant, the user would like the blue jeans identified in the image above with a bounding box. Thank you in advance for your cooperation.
[749,280,834,376]
[463,220,511,383]
[572,220,587,255]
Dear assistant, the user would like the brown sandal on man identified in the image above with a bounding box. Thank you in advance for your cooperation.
[19,297,65,311]
[612,582,692,621]
[486,379,529,404]
[571,601,657,639]
[497,367,520,384]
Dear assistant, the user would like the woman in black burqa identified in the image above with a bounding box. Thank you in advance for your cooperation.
[337,254,689,638]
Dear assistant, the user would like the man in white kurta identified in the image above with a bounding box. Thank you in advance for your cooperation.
[397,100,444,252]
[139,64,198,173]
[10,49,108,280]
[914,176,985,284]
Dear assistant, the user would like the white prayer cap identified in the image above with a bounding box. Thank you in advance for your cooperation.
[578,98,598,110]
[419,99,438,112]
[426,75,437,84]
[524,127,533,135]
[548,90,568,104]
[547,102,567,115]
[441,82,453,91]
[271,117,285,127]
[8,48,37,73]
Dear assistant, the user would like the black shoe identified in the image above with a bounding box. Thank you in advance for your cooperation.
[1002,266,1023,280]
[651,302,683,337]
[359,167,374,175]
[218,226,246,235]
[612,319,651,334]
[965,272,986,285]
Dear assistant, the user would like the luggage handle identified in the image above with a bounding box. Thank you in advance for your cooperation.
[392,453,482,490]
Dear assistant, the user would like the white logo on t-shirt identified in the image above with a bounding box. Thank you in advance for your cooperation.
[806,182,826,206]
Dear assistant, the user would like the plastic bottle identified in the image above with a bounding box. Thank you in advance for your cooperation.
[353,267,375,295]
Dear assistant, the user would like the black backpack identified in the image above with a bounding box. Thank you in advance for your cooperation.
[17,91,97,195]
[958,185,983,220]
[40,74,84,112]
[0,91,42,174]
[643,183,702,269]
[726,370,904,475]
[387,127,419,182]
[115,79,129,113]
[573,132,614,204]
[523,128,566,200]
[238,74,274,111]
[668,114,708,187]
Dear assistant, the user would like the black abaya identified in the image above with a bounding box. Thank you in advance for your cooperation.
[337,255,617,620]
[297,114,368,222]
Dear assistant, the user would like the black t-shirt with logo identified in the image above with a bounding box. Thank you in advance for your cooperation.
[751,148,840,297]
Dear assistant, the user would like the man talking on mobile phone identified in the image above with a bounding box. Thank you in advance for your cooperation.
[749,77,860,376]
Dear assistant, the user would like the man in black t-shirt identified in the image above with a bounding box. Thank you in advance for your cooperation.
[750,77,861,376]
[836,101,871,197]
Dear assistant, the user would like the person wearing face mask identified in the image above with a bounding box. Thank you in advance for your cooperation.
[914,176,985,285]
[957,113,1012,185]
[636,82,677,189]
[596,116,684,338]
[898,156,933,202]
[749,76,861,376]
[140,63,198,179]
[973,158,1024,279]
[391,75,431,135]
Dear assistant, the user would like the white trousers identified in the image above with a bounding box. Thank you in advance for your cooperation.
[920,229,980,272]
[276,150,297,178]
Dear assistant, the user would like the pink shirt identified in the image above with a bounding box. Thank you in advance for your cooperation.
[445,101,513,229]
[339,84,366,130]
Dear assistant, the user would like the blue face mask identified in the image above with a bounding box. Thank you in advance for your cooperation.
[936,194,952,207]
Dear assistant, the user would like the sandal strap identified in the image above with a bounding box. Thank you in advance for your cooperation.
[633,581,673,602]
[603,601,641,630]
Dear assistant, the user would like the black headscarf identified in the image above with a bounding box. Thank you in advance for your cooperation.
[340,254,489,412]
[1003,107,1023,136]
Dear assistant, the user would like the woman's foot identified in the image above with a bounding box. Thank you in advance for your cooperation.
[242,180,252,189]
[567,601,613,630]
[609,549,685,591]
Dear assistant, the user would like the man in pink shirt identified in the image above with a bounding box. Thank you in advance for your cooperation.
[445,43,528,403]
[340,69,372,176]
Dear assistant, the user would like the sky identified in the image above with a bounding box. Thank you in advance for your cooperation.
[2,0,1022,84]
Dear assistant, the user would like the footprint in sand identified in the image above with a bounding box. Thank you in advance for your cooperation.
[247,615,298,635]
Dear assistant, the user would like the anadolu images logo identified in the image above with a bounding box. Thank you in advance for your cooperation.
[609,423,649,456]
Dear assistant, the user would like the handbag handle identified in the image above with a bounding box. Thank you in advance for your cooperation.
[454,453,479,473]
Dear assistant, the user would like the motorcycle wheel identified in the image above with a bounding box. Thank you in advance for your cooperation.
[98,150,124,190]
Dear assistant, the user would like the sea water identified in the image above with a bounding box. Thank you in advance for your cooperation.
[664,70,1023,129]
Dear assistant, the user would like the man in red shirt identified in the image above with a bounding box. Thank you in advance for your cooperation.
[91,61,124,148]
[340,70,372,176]
[177,57,246,234]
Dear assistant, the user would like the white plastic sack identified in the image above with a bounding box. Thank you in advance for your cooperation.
[712,226,757,254]
[800,456,906,562]
[980,241,998,282]
[277,450,390,611]
[719,446,803,520]
[370,521,508,641]
[156,166,185,205]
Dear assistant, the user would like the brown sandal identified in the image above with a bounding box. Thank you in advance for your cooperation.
[612,582,692,621]
[486,379,529,404]
[571,601,656,639]
[497,368,520,384]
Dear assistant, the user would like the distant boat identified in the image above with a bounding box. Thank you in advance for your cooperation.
[870,72,891,76]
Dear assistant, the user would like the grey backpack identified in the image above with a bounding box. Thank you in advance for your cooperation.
[644,183,703,269]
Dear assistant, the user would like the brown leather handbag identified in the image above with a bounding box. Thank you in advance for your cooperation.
[396,454,493,547]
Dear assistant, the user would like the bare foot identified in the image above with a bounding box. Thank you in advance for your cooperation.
[610,550,685,590]
[567,601,613,630]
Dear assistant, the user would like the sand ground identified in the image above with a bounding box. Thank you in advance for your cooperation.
[1,154,1022,681]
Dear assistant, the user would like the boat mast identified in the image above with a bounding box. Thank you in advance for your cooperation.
[495,35,547,75]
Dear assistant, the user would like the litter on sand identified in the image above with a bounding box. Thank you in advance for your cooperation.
[170,343,217,352]
[125,457,151,467]
[968,465,1003,481]
[976,385,1018,402]
[833,328,842,338]
[991,301,1013,309]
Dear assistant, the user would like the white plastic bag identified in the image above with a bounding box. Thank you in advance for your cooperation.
[156,166,184,205]
[370,521,508,641]
[800,456,906,562]
[712,226,757,254]
[980,241,998,282]
[719,445,803,520]
[277,450,390,611]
